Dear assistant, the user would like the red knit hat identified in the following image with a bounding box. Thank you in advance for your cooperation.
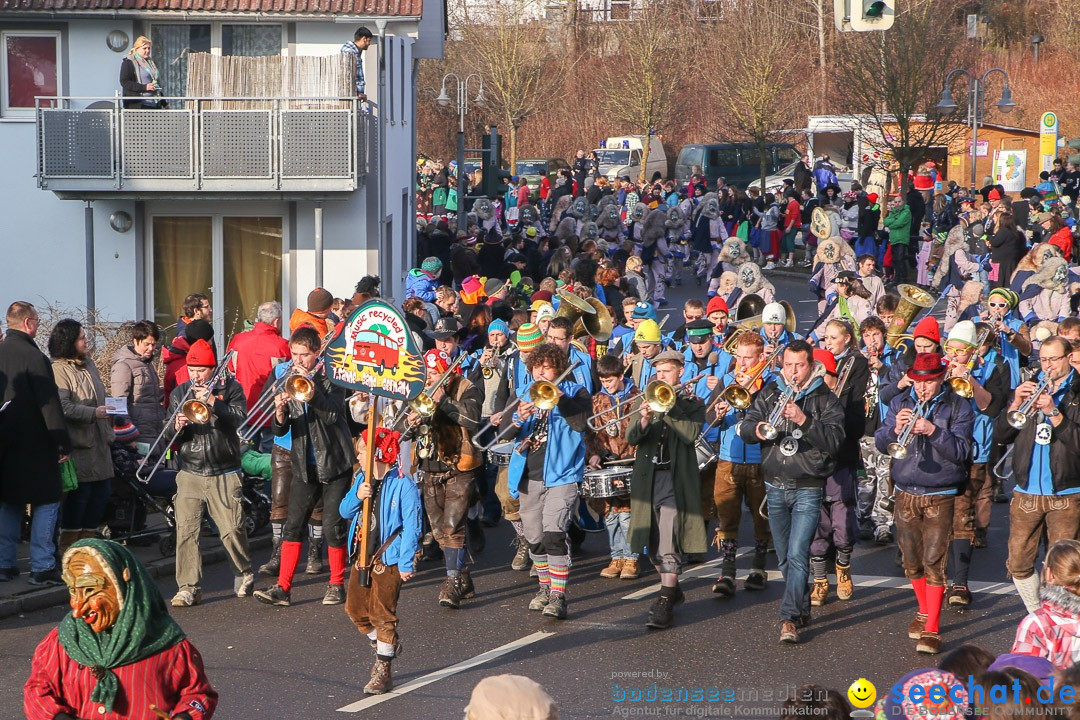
[912,316,941,345]
[988,188,1002,200]
[186,339,216,367]
[867,193,879,204]
[361,426,401,465]
[813,348,837,376]
[707,296,729,316]
[907,352,947,380]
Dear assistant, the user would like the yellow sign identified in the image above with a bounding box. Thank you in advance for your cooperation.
[950,156,961,167]
[1040,111,1059,173]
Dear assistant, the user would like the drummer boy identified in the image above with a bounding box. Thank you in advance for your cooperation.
[586,354,642,580]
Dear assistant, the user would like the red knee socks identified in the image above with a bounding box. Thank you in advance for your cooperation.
[278,541,302,592]
[925,584,945,634]
[327,546,347,586]
[910,576,928,615]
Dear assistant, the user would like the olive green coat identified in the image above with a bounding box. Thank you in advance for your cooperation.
[625,395,707,555]
[52,357,114,483]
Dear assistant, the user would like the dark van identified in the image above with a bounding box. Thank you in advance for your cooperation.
[674,143,800,189]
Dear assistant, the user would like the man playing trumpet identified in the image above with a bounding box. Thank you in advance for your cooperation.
[875,352,974,655]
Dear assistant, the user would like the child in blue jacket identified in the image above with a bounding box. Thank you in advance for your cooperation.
[340,425,421,696]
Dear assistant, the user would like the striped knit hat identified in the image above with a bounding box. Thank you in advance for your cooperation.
[113,419,139,443]
[516,322,544,352]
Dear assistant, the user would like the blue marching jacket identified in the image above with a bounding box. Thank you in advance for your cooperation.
[340,467,423,573]
[875,388,974,494]
[507,380,588,499]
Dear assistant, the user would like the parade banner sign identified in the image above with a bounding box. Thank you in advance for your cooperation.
[323,300,426,401]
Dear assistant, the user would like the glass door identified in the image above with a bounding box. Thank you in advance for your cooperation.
[222,216,283,340]
[150,214,283,348]
[152,216,212,341]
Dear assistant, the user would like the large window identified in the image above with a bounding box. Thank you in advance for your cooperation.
[151,23,283,98]
[151,214,283,346]
[1,30,60,118]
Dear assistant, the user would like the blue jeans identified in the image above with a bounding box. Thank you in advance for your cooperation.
[766,485,823,622]
[605,511,635,559]
[61,477,112,530]
[0,501,61,572]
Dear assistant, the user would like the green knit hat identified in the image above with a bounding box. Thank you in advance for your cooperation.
[516,322,544,351]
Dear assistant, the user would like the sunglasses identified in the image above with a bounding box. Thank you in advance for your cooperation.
[987,301,1009,308]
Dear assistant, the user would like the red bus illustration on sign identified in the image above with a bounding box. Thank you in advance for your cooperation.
[351,327,400,370]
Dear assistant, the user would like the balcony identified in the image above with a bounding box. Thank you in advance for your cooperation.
[36,96,368,198]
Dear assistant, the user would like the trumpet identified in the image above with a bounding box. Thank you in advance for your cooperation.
[137,349,236,483]
[1007,375,1054,429]
[759,380,797,441]
[390,350,468,429]
[888,399,928,460]
[472,361,581,450]
[946,326,992,399]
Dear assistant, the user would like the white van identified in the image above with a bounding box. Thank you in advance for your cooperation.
[594,136,668,182]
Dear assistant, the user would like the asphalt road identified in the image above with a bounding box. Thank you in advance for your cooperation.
[0,274,1023,720]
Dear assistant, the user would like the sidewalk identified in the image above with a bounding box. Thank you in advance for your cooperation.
[0,524,272,620]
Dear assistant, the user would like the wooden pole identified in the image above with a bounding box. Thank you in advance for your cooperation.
[356,391,379,588]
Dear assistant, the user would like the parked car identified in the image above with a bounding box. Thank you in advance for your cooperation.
[594,136,668,183]
[515,157,571,202]
[746,160,854,194]
[673,143,800,190]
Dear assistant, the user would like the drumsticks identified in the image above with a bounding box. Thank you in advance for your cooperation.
[150,705,171,719]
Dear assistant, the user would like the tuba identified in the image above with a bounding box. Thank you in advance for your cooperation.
[571,296,614,344]
[886,284,935,348]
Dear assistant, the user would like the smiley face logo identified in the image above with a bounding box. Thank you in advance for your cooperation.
[847,678,876,709]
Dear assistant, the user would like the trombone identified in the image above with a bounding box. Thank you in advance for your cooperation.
[600,371,708,433]
[1006,375,1054,429]
[389,350,468,430]
[236,331,337,443]
[697,347,782,439]
[946,325,992,399]
[136,349,236,483]
[473,361,581,450]
[887,399,928,460]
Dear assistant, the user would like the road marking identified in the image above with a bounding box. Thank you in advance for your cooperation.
[336,630,554,713]
[623,567,1017,601]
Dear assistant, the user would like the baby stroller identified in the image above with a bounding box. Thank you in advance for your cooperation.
[106,444,272,557]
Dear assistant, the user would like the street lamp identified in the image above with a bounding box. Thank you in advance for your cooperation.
[434,72,484,212]
[1031,34,1045,64]
[936,67,1015,191]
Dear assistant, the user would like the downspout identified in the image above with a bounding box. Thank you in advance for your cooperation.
[375,19,389,295]
[314,202,324,289]
[84,201,95,319]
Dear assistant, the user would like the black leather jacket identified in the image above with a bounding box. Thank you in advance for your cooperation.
[995,374,1080,494]
[169,378,245,476]
[273,370,354,483]
[738,377,846,487]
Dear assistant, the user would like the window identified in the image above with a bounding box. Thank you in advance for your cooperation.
[608,0,632,20]
[2,31,60,118]
[707,148,738,168]
[775,146,800,166]
[151,23,283,98]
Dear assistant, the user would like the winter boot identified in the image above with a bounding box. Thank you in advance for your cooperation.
[511,535,531,572]
[836,564,854,601]
[306,536,325,575]
[810,578,829,607]
[363,658,393,695]
[259,536,282,576]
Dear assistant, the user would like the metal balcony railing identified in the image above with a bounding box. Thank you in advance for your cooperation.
[36,96,369,194]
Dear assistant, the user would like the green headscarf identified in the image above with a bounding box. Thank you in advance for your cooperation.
[57,539,186,713]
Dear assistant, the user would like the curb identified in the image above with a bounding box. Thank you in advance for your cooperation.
[0,534,272,621]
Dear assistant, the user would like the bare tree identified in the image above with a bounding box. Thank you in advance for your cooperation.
[597,0,689,182]
[832,0,974,193]
[452,0,566,168]
[700,0,806,191]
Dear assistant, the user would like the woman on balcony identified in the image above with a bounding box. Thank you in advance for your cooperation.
[119,36,167,109]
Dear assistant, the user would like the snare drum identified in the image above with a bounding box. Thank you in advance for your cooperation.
[581,467,632,499]
[486,442,514,467]
[695,437,718,471]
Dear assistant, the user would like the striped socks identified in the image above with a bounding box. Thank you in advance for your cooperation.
[548,563,568,597]
[533,557,550,588]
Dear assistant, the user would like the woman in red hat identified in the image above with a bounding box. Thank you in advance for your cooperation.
[878,315,942,408]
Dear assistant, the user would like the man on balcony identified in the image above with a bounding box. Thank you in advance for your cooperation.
[341,27,374,102]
